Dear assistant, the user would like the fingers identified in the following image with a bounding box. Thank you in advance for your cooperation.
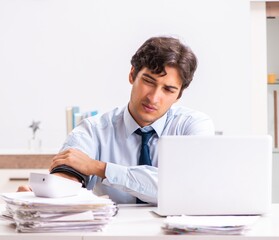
[17,185,32,192]
[51,150,69,162]
[49,148,85,171]
[49,149,71,171]
[49,148,100,176]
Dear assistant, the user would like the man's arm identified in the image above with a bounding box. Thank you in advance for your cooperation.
[17,148,100,192]
[49,148,157,204]
[49,148,106,181]
[50,165,90,187]
[103,162,158,204]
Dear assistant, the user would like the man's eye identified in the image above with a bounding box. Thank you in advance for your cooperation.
[143,78,154,84]
[164,87,174,93]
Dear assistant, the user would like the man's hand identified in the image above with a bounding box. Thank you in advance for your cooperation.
[49,148,107,179]
[17,185,32,192]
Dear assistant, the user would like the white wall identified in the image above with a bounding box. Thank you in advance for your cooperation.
[267,18,279,146]
[267,19,279,75]
[250,1,268,135]
[0,0,257,150]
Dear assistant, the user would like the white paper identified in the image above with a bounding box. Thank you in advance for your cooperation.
[163,215,260,235]
[0,188,117,233]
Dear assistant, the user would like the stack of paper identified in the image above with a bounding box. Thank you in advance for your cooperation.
[0,189,117,233]
[162,215,260,235]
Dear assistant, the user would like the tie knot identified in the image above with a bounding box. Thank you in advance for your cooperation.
[135,129,155,145]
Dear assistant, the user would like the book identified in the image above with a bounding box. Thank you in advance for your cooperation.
[73,110,98,129]
[66,106,97,134]
[66,106,80,135]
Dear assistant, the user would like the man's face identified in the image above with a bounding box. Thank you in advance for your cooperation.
[128,66,182,127]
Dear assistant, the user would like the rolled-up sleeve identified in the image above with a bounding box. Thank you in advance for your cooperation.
[103,162,158,204]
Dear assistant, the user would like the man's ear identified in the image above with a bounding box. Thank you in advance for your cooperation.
[129,67,135,84]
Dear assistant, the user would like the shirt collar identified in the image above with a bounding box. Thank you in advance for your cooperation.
[124,105,168,138]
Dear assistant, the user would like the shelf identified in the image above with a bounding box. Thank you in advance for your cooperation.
[0,149,58,155]
[0,154,55,169]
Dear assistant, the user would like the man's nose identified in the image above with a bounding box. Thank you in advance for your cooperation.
[147,88,161,103]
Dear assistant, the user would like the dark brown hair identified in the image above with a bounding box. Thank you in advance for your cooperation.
[130,36,197,98]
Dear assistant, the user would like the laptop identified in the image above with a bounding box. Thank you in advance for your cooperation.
[155,135,272,216]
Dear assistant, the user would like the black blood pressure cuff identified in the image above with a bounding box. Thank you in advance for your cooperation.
[50,164,89,188]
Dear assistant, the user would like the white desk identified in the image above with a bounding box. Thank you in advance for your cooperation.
[1,204,279,239]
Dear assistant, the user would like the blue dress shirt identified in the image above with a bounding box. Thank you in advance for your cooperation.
[60,105,215,204]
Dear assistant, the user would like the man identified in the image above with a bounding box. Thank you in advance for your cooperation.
[19,36,214,204]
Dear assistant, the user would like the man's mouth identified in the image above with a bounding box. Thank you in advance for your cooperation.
[142,103,157,112]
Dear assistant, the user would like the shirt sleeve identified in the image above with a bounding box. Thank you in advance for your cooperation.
[102,162,158,204]
[187,117,215,135]
[180,111,215,135]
